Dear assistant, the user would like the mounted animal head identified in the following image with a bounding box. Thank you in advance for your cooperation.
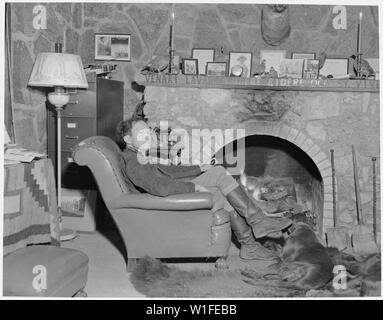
[261,4,291,46]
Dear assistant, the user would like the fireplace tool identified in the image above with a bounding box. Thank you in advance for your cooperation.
[372,157,378,244]
[351,145,377,255]
[326,149,349,251]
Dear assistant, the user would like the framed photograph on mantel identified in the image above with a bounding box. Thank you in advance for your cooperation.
[182,58,198,75]
[228,51,252,78]
[206,62,227,76]
[319,58,349,78]
[303,59,319,79]
[95,33,131,61]
[192,48,215,75]
[260,50,286,76]
[279,59,304,78]
[292,52,316,71]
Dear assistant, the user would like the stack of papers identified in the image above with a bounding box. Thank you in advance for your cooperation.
[4,146,47,164]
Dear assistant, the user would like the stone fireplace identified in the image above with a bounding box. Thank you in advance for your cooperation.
[219,134,324,234]
[141,76,380,240]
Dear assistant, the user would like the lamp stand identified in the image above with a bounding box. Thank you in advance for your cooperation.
[49,87,77,242]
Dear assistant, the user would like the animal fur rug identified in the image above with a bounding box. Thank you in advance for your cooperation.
[130,253,381,298]
[130,256,305,297]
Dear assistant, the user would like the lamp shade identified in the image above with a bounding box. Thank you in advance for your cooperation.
[28,53,88,89]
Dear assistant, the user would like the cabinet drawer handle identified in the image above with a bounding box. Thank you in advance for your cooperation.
[64,135,79,140]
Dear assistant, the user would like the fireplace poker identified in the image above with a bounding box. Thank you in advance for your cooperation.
[351,145,377,255]
[372,157,377,244]
[326,149,349,251]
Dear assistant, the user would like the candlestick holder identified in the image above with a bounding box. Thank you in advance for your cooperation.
[356,52,363,79]
[167,49,177,74]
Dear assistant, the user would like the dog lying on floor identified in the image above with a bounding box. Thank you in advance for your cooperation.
[240,171,381,294]
[242,214,381,295]
[253,217,334,290]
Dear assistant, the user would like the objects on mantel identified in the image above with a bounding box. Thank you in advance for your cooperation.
[168,10,176,74]
[350,11,376,79]
[356,11,363,78]
[349,55,375,79]
[140,55,169,75]
[166,51,181,75]
[365,58,380,80]
[140,74,379,92]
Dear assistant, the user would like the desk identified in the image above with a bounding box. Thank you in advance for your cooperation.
[3,158,60,256]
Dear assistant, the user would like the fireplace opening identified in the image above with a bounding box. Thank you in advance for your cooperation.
[220,134,324,234]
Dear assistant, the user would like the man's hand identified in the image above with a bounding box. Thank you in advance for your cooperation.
[194,184,210,193]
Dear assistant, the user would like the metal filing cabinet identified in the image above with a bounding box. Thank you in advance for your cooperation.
[47,77,124,190]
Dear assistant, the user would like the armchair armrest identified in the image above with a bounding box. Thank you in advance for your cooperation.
[108,192,213,211]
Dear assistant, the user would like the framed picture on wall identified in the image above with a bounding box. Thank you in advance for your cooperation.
[260,50,286,75]
[182,58,198,75]
[206,62,227,76]
[319,58,349,78]
[191,48,215,75]
[95,33,131,61]
[228,52,252,78]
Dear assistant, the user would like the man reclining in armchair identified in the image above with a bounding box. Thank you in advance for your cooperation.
[116,118,292,261]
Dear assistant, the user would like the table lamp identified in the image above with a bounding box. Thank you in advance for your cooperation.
[28,52,88,241]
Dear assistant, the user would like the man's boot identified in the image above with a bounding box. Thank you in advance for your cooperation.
[229,210,277,261]
[226,186,292,239]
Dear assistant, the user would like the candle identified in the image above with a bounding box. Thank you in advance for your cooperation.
[169,23,173,51]
[171,12,175,51]
[357,11,363,54]
[168,11,175,73]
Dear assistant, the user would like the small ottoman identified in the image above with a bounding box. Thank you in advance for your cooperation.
[3,245,89,297]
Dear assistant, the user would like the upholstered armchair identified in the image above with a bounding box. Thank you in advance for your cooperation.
[72,136,232,270]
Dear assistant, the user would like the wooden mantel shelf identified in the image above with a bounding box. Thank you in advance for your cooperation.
[139,74,379,92]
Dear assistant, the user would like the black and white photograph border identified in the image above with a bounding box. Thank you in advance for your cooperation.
[1,0,382,302]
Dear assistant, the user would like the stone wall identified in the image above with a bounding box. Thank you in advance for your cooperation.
[10,3,379,152]
[144,86,380,239]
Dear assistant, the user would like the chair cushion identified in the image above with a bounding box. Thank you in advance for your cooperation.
[3,245,89,297]
[109,192,213,211]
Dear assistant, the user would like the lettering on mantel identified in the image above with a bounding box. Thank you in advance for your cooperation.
[144,74,378,90]
[144,74,178,84]
[351,79,379,89]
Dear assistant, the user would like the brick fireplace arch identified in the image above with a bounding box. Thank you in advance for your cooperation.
[229,121,335,238]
